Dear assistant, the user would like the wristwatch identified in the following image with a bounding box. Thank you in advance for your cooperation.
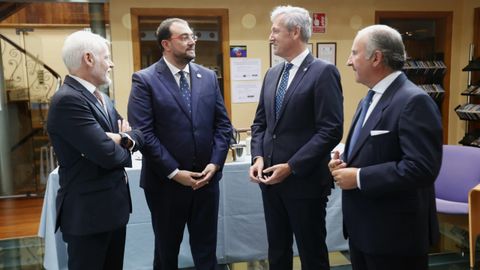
[119,132,130,149]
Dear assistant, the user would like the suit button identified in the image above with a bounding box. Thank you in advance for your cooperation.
[81,153,85,157]
[272,134,276,139]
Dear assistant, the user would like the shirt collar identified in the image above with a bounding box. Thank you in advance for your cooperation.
[371,71,402,94]
[288,48,310,68]
[69,75,96,94]
[163,57,190,76]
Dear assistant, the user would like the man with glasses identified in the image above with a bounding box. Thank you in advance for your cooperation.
[128,18,232,270]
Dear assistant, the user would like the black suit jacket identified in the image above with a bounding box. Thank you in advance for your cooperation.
[251,53,343,198]
[127,59,232,190]
[47,75,143,235]
[342,73,442,255]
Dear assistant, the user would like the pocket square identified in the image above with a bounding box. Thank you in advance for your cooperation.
[370,130,390,136]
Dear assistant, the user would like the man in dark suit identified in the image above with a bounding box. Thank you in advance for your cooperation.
[127,18,232,270]
[329,25,442,270]
[47,30,143,270]
[249,6,343,270]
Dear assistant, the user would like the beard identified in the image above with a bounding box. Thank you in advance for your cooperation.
[174,48,195,65]
[92,64,112,87]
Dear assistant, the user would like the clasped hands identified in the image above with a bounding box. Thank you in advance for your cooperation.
[329,150,358,190]
[248,157,291,185]
[173,163,218,190]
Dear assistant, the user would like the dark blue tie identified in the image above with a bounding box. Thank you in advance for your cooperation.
[347,90,375,158]
[275,63,294,119]
[178,71,192,115]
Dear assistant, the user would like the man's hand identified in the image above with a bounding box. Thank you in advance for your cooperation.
[105,132,121,144]
[328,150,358,190]
[331,167,359,190]
[249,157,264,183]
[328,150,346,173]
[172,170,203,189]
[118,119,132,132]
[193,163,219,190]
[260,163,291,185]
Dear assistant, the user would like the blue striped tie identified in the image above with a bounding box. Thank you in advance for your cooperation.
[275,63,294,119]
[178,71,192,115]
[347,90,375,158]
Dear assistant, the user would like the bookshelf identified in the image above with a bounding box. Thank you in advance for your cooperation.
[456,8,480,147]
[376,11,453,143]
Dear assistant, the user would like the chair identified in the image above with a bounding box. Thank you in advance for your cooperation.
[435,145,480,269]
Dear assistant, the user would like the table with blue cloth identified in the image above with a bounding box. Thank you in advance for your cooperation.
[38,156,347,270]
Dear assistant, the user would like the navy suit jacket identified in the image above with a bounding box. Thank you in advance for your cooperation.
[47,75,143,235]
[251,53,343,198]
[342,73,442,255]
[128,58,232,191]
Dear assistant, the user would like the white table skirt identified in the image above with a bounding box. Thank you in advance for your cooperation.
[38,155,347,270]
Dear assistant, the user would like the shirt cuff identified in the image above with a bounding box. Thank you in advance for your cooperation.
[123,133,136,151]
[167,169,179,179]
[356,168,362,189]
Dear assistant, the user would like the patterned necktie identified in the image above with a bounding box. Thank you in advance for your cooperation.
[178,71,192,115]
[347,90,375,158]
[275,62,294,119]
[93,89,106,113]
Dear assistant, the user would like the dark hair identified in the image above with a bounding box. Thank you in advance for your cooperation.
[155,18,188,54]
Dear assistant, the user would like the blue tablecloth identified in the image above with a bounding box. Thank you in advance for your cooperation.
[38,155,347,270]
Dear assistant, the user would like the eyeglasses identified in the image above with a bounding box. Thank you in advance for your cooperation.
[169,34,198,42]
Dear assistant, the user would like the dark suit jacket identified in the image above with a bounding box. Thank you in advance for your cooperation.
[251,53,343,198]
[342,73,442,255]
[47,75,143,236]
[127,58,232,191]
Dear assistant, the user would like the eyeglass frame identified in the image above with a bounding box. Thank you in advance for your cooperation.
[169,33,198,42]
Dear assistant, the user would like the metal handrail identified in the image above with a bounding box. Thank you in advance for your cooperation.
[0,33,62,97]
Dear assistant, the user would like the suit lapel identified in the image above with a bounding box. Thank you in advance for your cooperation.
[155,59,192,120]
[64,76,114,131]
[265,64,283,124]
[275,53,314,125]
[105,98,118,132]
[190,63,201,122]
[347,73,407,161]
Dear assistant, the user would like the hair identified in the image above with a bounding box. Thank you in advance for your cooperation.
[357,24,406,70]
[156,18,189,54]
[271,5,312,43]
[62,30,109,73]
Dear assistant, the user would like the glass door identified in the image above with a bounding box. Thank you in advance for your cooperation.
[0,28,62,197]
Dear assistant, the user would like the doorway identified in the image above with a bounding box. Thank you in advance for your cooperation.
[375,11,452,143]
[130,8,231,116]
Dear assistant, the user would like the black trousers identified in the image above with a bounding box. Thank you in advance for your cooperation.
[62,226,126,270]
[145,181,219,270]
[262,189,330,270]
[349,241,428,270]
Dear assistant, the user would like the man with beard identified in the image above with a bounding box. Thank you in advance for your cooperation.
[128,18,232,270]
[47,30,143,270]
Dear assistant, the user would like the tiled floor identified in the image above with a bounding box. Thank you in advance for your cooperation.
[0,236,473,270]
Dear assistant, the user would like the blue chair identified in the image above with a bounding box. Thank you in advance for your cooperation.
[435,145,480,269]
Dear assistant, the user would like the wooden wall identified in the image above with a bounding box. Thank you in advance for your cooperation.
[0,2,109,26]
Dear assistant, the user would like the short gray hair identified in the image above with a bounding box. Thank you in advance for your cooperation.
[271,5,312,43]
[358,25,406,70]
[62,30,109,72]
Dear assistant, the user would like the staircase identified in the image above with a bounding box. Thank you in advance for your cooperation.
[1,33,61,196]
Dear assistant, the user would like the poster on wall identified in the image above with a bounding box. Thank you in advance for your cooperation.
[232,81,262,103]
[312,13,326,33]
[230,45,247,57]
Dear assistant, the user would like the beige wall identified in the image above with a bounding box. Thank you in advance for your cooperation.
[109,0,480,145]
